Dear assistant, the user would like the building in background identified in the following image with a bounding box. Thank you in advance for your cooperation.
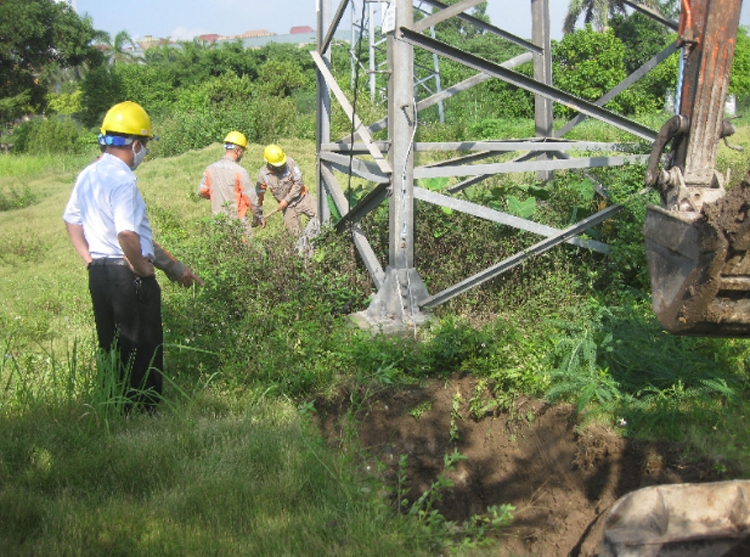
[130,27,350,54]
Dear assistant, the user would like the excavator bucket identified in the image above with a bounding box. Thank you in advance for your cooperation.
[640,0,747,336]
[644,177,750,336]
[600,480,750,557]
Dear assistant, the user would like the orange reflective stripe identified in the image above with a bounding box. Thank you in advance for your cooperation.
[200,171,212,199]
[235,173,251,219]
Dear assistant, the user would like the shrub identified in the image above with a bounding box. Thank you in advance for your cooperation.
[552,26,628,118]
[9,116,86,155]
[468,118,536,140]
[46,89,83,117]
[0,185,37,212]
[153,106,258,157]
[152,70,303,155]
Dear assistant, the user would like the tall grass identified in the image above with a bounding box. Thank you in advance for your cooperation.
[0,146,491,555]
[0,331,434,555]
[0,393,431,556]
[2,130,750,555]
[544,299,750,471]
[0,152,99,178]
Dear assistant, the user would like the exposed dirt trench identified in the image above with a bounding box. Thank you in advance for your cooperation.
[315,374,729,556]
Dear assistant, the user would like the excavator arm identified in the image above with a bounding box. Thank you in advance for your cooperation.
[600,7,750,554]
[644,0,749,336]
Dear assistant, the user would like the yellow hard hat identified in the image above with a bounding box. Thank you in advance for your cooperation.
[263,144,286,167]
[100,101,154,138]
[223,131,247,149]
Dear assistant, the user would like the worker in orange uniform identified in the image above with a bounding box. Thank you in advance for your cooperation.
[255,144,317,236]
[198,131,264,236]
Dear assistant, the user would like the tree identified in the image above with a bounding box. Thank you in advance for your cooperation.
[610,12,669,74]
[79,66,123,128]
[95,30,138,65]
[563,0,662,34]
[656,0,681,19]
[0,0,103,124]
[553,25,628,116]
[564,0,626,33]
[430,0,490,40]
[607,12,678,114]
[730,26,750,100]
[257,60,306,98]
[143,42,178,66]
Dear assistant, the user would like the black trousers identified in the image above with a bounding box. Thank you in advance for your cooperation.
[88,264,163,407]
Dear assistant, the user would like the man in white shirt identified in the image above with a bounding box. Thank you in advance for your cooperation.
[63,101,201,412]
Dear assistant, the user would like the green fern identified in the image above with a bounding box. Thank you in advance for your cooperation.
[545,305,622,419]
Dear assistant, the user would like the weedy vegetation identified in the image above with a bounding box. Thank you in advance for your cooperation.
[1,120,749,555]
[4,9,750,553]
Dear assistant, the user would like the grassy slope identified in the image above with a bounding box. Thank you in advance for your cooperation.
[0,144,435,556]
[2,126,750,554]
[0,141,318,351]
[0,154,98,351]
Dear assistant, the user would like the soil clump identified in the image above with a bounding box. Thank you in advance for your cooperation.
[315,374,729,556]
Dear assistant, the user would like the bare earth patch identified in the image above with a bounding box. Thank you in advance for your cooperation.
[315,374,727,556]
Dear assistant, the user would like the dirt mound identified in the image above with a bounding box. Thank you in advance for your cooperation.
[315,375,727,556]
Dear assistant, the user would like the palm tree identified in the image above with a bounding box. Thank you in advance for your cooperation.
[564,0,666,34]
[143,40,177,65]
[564,0,626,33]
[94,30,138,65]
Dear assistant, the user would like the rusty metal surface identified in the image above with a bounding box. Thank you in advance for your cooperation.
[673,0,742,187]
[645,179,750,337]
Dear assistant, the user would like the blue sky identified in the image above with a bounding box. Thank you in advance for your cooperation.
[76,0,750,43]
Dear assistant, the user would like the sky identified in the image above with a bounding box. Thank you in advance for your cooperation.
[75,0,750,44]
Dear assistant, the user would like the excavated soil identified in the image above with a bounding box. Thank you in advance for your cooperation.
[315,374,729,556]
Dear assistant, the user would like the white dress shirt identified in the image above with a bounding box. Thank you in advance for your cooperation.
[63,153,155,260]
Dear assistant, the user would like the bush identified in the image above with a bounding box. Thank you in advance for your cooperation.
[9,116,87,155]
[552,26,628,118]
[0,184,37,212]
[152,70,304,156]
[468,118,536,140]
[46,90,83,117]
[153,106,258,157]
[157,215,369,396]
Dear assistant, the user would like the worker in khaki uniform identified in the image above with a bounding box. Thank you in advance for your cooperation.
[255,144,317,236]
[199,131,263,236]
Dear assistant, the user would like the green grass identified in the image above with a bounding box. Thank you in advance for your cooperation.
[0,398,430,557]
[0,144,456,556]
[1,127,750,555]
[0,152,98,179]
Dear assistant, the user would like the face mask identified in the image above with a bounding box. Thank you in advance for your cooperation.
[130,141,149,170]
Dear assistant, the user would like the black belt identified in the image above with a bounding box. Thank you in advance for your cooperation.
[89,258,128,268]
